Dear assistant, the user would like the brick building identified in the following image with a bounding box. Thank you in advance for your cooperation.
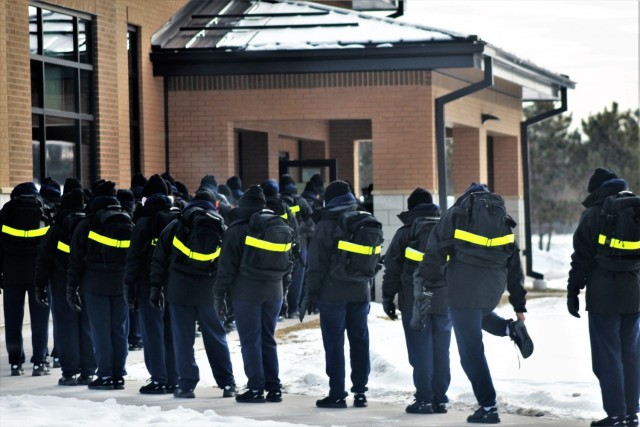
[1,0,575,283]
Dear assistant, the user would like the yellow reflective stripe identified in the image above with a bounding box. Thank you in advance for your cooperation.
[57,241,70,253]
[245,235,292,252]
[280,213,288,220]
[404,246,424,262]
[88,230,130,248]
[172,236,220,261]
[151,238,158,246]
[337,240,382,255]
[290,205,300,214]
[598,234,640,250]
[454,229,514,247]
[1,224,50,238]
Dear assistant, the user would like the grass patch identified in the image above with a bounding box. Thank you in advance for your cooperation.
[275,318,320,340]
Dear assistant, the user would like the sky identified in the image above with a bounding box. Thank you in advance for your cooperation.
[398,0,639,130]
[0,235,608,426]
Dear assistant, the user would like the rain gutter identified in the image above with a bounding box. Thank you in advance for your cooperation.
[435,55,494,209]
[520,87,568,280]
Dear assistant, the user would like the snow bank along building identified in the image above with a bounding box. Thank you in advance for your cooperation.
[1,0,575,286]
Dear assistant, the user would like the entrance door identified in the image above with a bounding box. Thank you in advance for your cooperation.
[278,159,337,190]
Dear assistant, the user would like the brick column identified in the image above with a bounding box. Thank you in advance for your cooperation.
[451,126,487,195]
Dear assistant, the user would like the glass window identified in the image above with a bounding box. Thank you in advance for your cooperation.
[42,9,75,61]
[30,59,43,108]
[32,114,43,184]
[44,63,77,112]
[80,70,92,114]
[29,6,39,54]
[78,19,92,64]
[45,116,77,184]
[80,121,93,188]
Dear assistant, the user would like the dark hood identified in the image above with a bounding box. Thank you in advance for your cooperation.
[582,178,628,208]
[397,203,441,225]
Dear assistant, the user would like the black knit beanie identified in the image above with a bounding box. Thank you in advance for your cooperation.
[63,177,83,195]
[93,180,117,198]
[408,187,433,210]
[60,188,85,211]
[260,179,279,197]
[161,172,176,185]
[587,168,618,193]
[11,182,38,199]
[193,189,217,205]
[175,181,189,198]
[131,173,147,188]
[239,185,266,209]
[142,174,168,198]
[324,180,351,205]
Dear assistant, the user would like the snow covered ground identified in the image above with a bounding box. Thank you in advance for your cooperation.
[3,234,604,426]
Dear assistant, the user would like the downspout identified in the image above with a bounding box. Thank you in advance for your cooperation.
[163,77,170,173]
[387,0,404,18]
[520,87,568,280]
[435,55,494,209]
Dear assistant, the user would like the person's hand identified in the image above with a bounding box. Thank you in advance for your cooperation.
[149,287,164,310]
[124,283,138,311]
[66,288,82,312]
[382,298,397,320]
[298,295,316,322]
[214,295,226,321]
[35,286,49,308]
[567,295,580,318]
[410,290,433,330]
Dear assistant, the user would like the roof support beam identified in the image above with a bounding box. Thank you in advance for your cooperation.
[435,55,493,209]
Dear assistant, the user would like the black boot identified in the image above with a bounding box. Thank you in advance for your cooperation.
[235,389,265,403]
[316,395,347,409]
[467,407,500,424]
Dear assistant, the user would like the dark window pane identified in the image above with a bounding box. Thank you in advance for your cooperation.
[31,59,43,108]
[45,116,77,184]
[79,19,92,64]
[80,70,93,114]
[80,121,93,187]
[44,63,77,112]
[32,114,43,184]
[42,9,75,61]
[29,6,39,54]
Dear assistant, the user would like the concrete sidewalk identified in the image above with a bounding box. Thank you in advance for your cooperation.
[1,313,583,427]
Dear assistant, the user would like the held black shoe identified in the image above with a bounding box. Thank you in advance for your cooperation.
[590,416,626,426]
[468,407,500,424]
[222,384,236,398]
[10,364,24,376]
[316,395,347,409]
[266,390,282,402]
[509,320,533,358]
[88,376,115,390]
[353,393,367,408]
[58,375,78,386]
[32,363,50,376]
[173,387,195,399]
[77,374,94,386]
[434,403,448,414]
[406,400,433,414]
[235,389,265,403]
[139,380,166,394]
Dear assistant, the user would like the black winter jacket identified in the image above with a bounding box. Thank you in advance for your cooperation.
[419,193,527,312]
[304,203,371,303]
[568,181,640,314]
[213,207,284,302]
[382,204,447,313]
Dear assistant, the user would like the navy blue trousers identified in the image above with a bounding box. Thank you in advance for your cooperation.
[51,293,95,378]
[2,283,50,365]
[169,302,234,391]
[138,298,176,385]
[589,312,640,417]
[84,293,129,378]
[318,300,370,398]
[233,299,282,392]
[401,308,452,404]
[128,308,142,346]
[449,307,510,408]
[287,246,307,315]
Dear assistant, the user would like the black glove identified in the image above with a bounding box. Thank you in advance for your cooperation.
[567,295,580,318]
[35,286,49,308]
[214,295,226,322]
[149,287,164,310]
[299,295,316,322]
[382,298,398,320]
[410,290,433,331]
[66,287,82,312]
[123,283,138,312]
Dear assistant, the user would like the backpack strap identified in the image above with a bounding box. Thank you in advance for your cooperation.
[1,224,49,238]
[453,229,514,247]
[337,239,382,256]
[88,230,131,248]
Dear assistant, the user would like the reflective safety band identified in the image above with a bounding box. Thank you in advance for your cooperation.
[454,229,514,247]
[290,205,300,214]
[151,238,158,247]
[598,234,640,250]
[57,241,70,253]
[245,235,292,252]
[280,213,288,220]
[172,236,220,261]
[337,240,381,256]
[1,224,49,238]
[404,246,424,262]
[88,230,130,248]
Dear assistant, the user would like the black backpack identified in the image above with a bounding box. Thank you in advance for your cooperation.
[596,191,640,271]
[400,216,439,287]
[86,206,134,271]
[150,207,181,249]
[239,209,293,280]
[54,211,86,270]
[330,210,384,283]
[0,194,50,255]
[453,192,516,267]
[171,208,225,277]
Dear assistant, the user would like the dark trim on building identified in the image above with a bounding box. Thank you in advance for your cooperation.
[163,77,170,173]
